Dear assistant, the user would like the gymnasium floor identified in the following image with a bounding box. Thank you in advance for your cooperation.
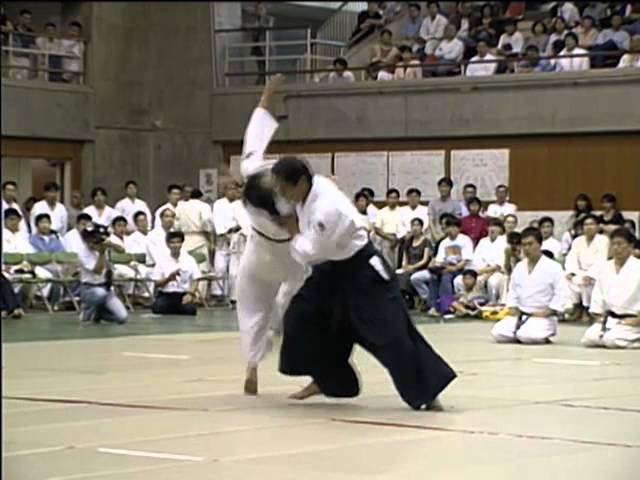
[2,311,639,480]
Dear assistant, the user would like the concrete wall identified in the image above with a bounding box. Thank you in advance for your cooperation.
[211,69,640,142]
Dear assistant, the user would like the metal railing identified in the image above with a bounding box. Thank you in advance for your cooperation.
[223,49,634,84]
[215,26,346,87]
[1,31,87,84]
[316,1,362,57]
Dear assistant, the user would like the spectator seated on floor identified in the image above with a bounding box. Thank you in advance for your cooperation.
[539,216,563,260]
[497,19,524,56]
[428,177,463,243]
[546,16,570,56]
[374,189,405,268]
[565,214,610,322]
[524,20,550,54]
[397,218,433,310]
[420,1,449,55]
[581,228,640,349]
[468,219,507,306]
[151,231,199,316]
[486,185,517,221]
[146,208,176,267]
[328,57,356,84]
[430,23,465,76]
[518,45,557,72]
[450,269,488,318]
[598,192,626,235]
[556,32,591,71]
[77,223,128,324]
[491,228,570,344]
[394,45,423,79]
[591,13,630,67]
[466,39,498,76]
[617,34,640,67]
[575,15,599,49]
[401,2,423,46]
[461,196,488,246]
[412,215,473,316]
[83,187,116,227]
[351,1,385,44]
[371,28,399,65]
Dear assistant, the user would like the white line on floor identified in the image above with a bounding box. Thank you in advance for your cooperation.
[121,352,191,360]
[532,358,603,366]
[3,446,70,457]
[96,447,204,462]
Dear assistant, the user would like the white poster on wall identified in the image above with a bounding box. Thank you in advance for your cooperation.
[229,154,280,180]
[334,151,388,200]
[199,168,218,204]
[388,150,446,201]
[296,153,333,177]
[450,149,510,200]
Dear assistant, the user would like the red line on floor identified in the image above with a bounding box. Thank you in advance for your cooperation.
[3,395,208,412]
[331,418,639,449]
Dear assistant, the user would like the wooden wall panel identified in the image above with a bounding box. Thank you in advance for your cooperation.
[222,133,640,211]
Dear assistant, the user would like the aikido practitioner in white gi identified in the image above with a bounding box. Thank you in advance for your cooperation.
[235,75,305,395]
[271,156,456,410]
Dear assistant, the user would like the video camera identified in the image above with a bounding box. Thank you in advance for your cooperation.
[80,222,110,244]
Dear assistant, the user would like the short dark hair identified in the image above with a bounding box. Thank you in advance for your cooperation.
[361,187,375,198]
[333,57,348,68]
[427,1,440,9]
[380,28,392,37]
[44,182,60,193]
[244,171,279,216]
[35,213,52,226]
[541,250,555,259]
[410,217,424,228]
[467,196,482,208]
[354,191,368,202]
[408,2,421,11]
[539,216,554,227]
[582,15,596,25]
[406,188,421,197]
[2,181,17,190]
[133,211,148,223]
[624,219,637,231]
[271,156,313,186]
[507,231,522,246]
[44,22,56,29]
[462,269,478,279]
[69,20,83,29]
[111,216,128,227]
[437,177,453,188]
[191,189,204,199]
[439,213,456,225]
[565,32,578,44]
[445,216,462,228]
[496,184,509,191]
[166,231,185,243]
[167,184,182,193]
[526,44,540,54]
[398,45,412,54]
[504,19,517,28]
[159,207,176,218]
[386,188,400,198]
[488,219,505,231]
[91,187,108,199]
[19,9,32,16]
[521,227,543,245]
[4,208,22,220]
[77,213,92,223]
[601,193,617,204]
[610,227,636,245]
[532,20,548,34]
[463,183,477,191]
[125,180,138,189]
[581,213,601,226]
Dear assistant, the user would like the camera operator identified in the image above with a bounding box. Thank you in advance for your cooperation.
[78,223,128,324]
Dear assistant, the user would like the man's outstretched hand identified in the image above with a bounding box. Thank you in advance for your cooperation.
[259,74,285,109]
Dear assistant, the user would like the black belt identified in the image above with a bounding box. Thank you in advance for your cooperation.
[601,311,636,333]
[251,226,291,243]
[514,311,534,336]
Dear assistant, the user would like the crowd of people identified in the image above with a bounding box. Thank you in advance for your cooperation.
[327,1,640,83]
[1,6,85,83]
[1,179,250,323]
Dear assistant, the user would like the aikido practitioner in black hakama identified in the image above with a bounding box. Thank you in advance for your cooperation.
[271,157,456,410]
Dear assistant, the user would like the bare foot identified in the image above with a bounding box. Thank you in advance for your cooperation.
[288,381,321,400]
[244,366,258,396]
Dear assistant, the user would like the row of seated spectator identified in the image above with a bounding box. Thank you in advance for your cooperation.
[328,2,639,83]
[1,7,85,83]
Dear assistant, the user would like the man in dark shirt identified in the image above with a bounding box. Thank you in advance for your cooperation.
[351,2,384,44]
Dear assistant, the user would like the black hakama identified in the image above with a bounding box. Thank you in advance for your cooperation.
[279,242,456,410]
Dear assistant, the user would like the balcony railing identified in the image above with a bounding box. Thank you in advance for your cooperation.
[1,31,87,85]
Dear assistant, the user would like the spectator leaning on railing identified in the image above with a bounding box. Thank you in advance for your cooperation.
[327,57,355,83]
[61,21,84,84]
[394,45,422,79]
[465,39,498,76]
[617,34,640,68]
[556,32,591,71]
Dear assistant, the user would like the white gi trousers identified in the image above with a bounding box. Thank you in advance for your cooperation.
[582,320,640,349]
[213,235,230,297]
[236,231,305,367]
[183,232,210,299]
[567,273,594,307]
[228,232,246,302]
[491,315,558,344]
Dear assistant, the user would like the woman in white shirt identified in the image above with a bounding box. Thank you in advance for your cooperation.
[556,32,590,72]
[394,45,423,80]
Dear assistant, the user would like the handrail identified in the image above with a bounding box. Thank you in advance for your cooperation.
[214,25,312,34]
[223,50,631,78]
[0,29,88,42]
